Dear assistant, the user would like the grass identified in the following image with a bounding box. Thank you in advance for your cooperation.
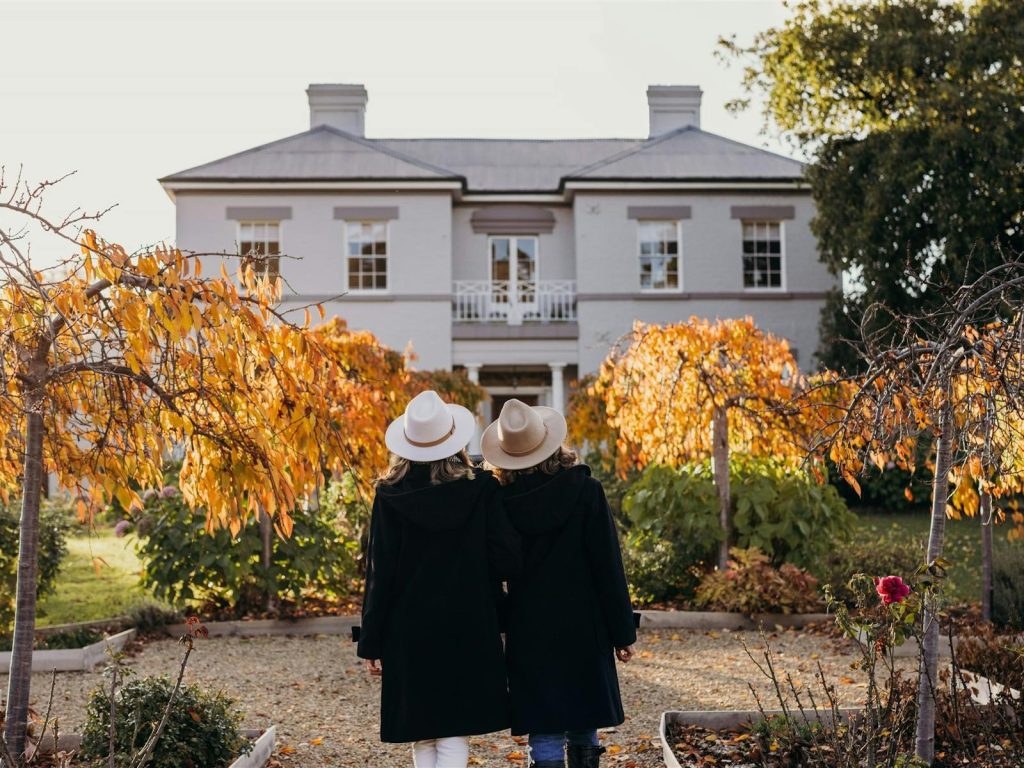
[36,526,158,627]
[853,510,1015,606]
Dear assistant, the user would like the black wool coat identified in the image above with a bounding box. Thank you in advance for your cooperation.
[502,465,637,736]
[356,466,520,744]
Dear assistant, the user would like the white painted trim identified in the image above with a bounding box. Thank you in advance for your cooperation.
[162,180,462,195]
[459,194,568,204]
[636,219,684,293]
[565,180,808,191]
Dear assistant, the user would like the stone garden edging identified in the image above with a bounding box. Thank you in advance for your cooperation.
[0,629,136,673]
[159,612,830,638]
[163,615,360,638]
[638,610,833,631]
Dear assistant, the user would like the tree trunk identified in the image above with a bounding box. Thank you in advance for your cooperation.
[980,490,994,623]
[4,405,45,758]
[259,507,275,613]
[711,405,731,570]
[915,401,953,765]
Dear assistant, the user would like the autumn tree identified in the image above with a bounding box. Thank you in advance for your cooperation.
[720,0,1024,371]
[585,317,826,569]
[0,171,394,759]
[821,254,1024,765]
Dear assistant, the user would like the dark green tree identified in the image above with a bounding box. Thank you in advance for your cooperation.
[721,0,1024,371]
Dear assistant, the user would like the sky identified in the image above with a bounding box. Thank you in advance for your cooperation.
[2,0,793,265]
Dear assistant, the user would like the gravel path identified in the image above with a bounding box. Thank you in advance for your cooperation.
[21,626,902,767]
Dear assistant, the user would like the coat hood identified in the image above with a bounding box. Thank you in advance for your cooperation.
[375,465,493,532]
[502,464,592,535]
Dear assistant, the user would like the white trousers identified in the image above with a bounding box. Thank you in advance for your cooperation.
[412,736,470,768]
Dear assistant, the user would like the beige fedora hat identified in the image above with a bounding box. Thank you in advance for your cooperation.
[385,390,476,462]
[480,399,568,471]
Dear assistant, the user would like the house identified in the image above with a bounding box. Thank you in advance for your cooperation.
[160,83,835,436]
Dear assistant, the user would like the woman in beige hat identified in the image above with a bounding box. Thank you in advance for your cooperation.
[357,390,520,768]
[481,399,636,768]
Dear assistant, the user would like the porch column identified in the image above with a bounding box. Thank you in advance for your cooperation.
[465,363,483,456]
[549,362,566,414]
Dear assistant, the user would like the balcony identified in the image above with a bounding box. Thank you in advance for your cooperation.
[452,280,577,324]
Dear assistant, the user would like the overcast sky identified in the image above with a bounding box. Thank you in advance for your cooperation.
[3,0,792,265]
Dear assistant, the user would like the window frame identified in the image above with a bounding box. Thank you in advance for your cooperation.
[636,219,683,293]
[344,219,391,294]
[740,219,787,292]
[236,220,282,282]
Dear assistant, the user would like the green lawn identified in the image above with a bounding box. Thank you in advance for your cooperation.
[853,511,1012,606]
[36,526,157,627]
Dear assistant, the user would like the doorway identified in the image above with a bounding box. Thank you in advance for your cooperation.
[490,393,539,417]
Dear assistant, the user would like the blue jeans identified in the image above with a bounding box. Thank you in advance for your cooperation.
[528,730,598,763]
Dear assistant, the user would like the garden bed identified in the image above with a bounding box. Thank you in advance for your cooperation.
[162,615,359,638]
[0,629,135,672]
[660,708,859,768]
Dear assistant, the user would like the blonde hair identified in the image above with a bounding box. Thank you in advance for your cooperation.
[487,445,579,486]
[376,449,476,487]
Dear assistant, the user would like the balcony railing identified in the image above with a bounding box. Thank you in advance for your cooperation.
[453,280,577,324]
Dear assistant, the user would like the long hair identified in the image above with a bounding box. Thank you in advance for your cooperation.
[487,445,579,486]
[376,449,476,487]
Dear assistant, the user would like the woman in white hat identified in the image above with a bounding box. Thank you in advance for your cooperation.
[481,399,636,768]
[357,390,520,768]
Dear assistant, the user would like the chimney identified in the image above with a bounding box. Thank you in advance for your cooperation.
[307,83,368,135]
[647,85,702,136]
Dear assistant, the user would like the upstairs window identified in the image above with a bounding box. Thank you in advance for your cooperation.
[742,221,783,289]
[638,221,680,291]
[238,221,281,281]
[347,221,388,291]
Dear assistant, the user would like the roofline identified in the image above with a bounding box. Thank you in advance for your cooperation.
[562,178,809,192]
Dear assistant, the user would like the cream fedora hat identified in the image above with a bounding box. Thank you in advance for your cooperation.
[385,390,476,462]
[480,399,568,471]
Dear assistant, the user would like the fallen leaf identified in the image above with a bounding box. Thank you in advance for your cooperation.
[507,750,527,761]
[309,737,323,746]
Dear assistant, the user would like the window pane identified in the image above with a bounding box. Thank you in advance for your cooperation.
[375,274,387,289]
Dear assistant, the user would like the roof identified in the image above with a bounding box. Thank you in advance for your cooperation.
[161,125,804,192]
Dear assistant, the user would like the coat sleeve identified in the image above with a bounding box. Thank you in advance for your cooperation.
[357,493,397,660]
[583,479,638,649]
[484,479,522,581]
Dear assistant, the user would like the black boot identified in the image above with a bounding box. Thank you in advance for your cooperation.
[566,744,605,768]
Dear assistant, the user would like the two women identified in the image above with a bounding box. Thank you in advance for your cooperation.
[357,392,636,768]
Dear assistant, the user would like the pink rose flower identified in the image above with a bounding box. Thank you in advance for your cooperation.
[874,575,911,606]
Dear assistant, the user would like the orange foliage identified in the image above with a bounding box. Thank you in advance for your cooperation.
[0,231,430,535]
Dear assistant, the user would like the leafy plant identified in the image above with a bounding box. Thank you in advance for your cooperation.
[126,602,182,637]
[693,547,822,614]
[74,616,240,768]
[812,524,924,606]
[0,501,68,636]
[621,458,853,605]
[991,543,1024,631]
[133,480,361,613]
[37,627,102,650]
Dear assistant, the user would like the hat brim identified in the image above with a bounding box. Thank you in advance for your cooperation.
[385,404,477,462]
[479,406,568,470]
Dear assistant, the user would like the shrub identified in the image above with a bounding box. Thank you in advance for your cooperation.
[693,547,822,614]
[79,676,248,768]
[992,543,1024,631]
[133,477,362,613]
[828,457,933,515]
[621,457,853,604]
[127,601,183,637]
[0,500,69,635]
[812,523,924,606]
